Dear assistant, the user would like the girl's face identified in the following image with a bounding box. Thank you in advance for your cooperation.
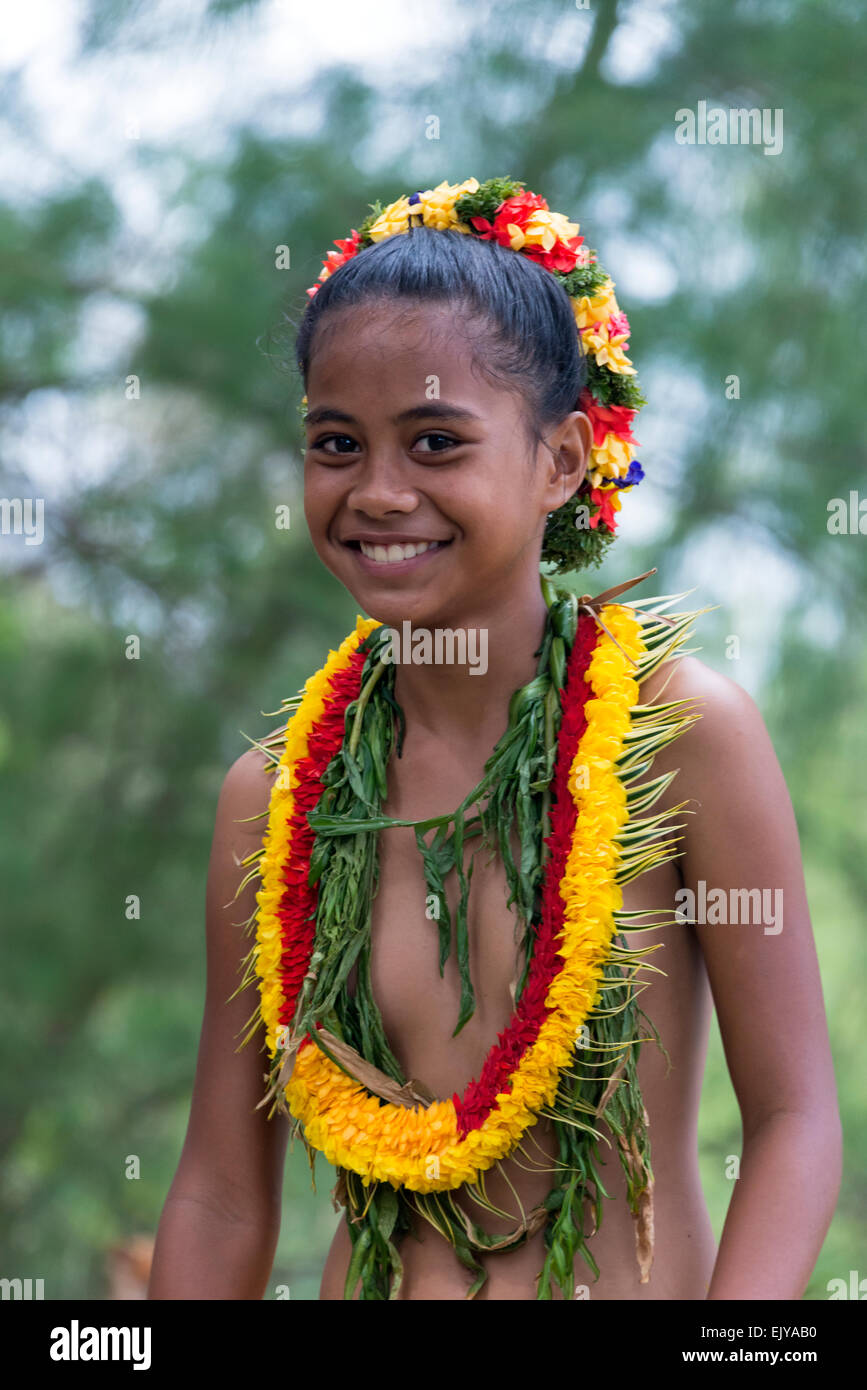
[302,299,591,628]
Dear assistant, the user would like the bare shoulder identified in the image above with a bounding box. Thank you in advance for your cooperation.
[216,727,287,832]
[640,653,775,780]
[205,726,289,914]
[631,651,800,859]
[642,651,760,721]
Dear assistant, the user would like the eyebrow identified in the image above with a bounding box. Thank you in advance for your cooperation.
[303,402,482,428]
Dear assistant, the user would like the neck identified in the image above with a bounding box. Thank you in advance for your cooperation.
[386,581,553,746]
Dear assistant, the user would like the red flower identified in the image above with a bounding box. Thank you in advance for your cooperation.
[579,388,638,448]
[589,487,619,531]
[470,191,585,273]
[453,618,600,1135]
[306,228,365,298]
[470,191,549,246]
[532,235,585,274]
[275,652,368,1045]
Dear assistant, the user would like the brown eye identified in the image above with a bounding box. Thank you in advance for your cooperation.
[413,433,459,453]
[313,434,359,455]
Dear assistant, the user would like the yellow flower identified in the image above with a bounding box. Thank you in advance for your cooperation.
[366,195,413,241]
[517,208,582,254]
[420,177,480,231]
[571,280,618,330]
[588,431,633,486]
[367,178,480,242]
[581,320,637,376]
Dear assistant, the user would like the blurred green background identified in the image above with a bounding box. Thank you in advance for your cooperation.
[1,0,863,1300]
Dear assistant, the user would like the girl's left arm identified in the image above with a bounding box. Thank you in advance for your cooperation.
[671,658,843,1300]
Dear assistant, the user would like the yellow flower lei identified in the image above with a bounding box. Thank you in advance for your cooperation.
[251,604,643,1193]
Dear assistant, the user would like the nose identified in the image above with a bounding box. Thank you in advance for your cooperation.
[345,451,419,517]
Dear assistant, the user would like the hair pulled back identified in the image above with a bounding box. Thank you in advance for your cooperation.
[295,225,586,450]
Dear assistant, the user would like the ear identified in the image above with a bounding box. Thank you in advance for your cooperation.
[539,410,593,509]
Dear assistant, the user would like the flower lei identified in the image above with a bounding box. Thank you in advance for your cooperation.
[237,580,702,1299]
[297,175,647,574]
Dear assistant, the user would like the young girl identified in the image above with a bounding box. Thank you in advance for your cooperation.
[148,177,841,1301]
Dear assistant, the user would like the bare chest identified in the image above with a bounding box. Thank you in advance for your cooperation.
[342,742,709,1107]
[344,759,528,1099]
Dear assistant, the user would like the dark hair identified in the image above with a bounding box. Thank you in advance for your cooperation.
[290,224,617,572]
[294,226,587,452]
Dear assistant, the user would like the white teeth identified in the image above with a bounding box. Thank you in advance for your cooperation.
[357,539,441,563]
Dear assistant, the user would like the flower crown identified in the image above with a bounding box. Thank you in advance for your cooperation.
[300,176,646,573]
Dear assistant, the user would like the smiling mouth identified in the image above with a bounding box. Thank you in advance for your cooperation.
[344,538,453,565]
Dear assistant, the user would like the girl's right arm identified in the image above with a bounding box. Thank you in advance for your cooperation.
[148,746,290,1299]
